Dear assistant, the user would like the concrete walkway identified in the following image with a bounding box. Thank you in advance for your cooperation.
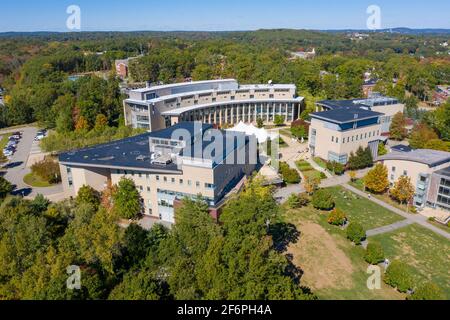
[366,220,415,237]
[343,183,450,240]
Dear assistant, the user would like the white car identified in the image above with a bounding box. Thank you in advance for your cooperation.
[35,133,45,141]
[3,149,13,157]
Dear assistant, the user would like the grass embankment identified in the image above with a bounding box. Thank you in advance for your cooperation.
[296,160,326,181]
[23,173,53,188]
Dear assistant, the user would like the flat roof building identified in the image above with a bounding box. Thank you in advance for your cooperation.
[309,107,383,164]
[59,122,258,224]
[378,148,450,212]
[124,79,304,132]
[316,95,405,134]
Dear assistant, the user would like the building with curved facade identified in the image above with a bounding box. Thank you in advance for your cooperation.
[124,79,304,131]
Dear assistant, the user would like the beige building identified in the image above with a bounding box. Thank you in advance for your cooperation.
[59,123,257,223]
[316,95,405,134]
[378,148,450,210]
[124,79,304,131]
[309,108,382,164]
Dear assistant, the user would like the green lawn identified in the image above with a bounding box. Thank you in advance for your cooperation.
[349,179,412,213]
[429,220,450,234]
[0,135,9,150]
[282,198,404,300]
[313,157,328,170]
[327,186,405,230]
[296,160,326,181]
[370,224,450,298]
[23,173,53,188]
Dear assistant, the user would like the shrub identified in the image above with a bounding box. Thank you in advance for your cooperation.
[274,115,285,127]
[30,157,61,184]
[279,162,301,184]
[298,193,310,207]
[288,193,310,209]
[326,161,345,175]
[312,189,335,210]
[384,260,414,293]
[0,176,13,199]
[287,194,301,209]
[364,242,385,265]
[346,222,366,245]
[290,119,310,139]
[408,282,446,300]
[327,208,347,226]
[76,185,101,209]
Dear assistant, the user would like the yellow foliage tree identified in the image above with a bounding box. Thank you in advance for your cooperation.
[390,176,415,209]
[364,163,389,194]
[75,115,89,132]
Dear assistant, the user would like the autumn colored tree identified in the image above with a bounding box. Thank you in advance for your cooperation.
[390,176,415,210]
[424,139,449,152]
[389,112,408,141]
[409,123,438,149]
[94,114,108,131]
[304,175,320,195]
[75,115,89,132]
[364,163,390,194]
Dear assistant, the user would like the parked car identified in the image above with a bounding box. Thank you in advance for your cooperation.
[6,141,17,148]
[3,148,13,157]
[10,133,21,140]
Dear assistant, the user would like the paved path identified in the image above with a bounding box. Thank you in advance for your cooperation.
[274,168,369,203]
[366,220,415,237]
[343,183,450,240]
[3,126,63,198]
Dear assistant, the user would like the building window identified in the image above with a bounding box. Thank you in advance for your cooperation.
[403,170,408,176]
[188,180,192,186]
[390,174,395,180]
[180,179,184,185]
[205,183,215,190]
[336,138,339,143]
[139,186,143,191]
[331,136,334,142]
[163,177,167,182]
[196,181,200,188]
[392,167,396,172]
[147,187,151,192]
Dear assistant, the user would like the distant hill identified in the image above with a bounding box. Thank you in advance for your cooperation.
[323,28,450,35]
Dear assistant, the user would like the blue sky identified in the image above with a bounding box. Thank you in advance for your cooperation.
[1,0,449,32]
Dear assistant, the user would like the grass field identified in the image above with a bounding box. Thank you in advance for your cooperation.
[328,186,405,230]
[282,188,405,300]
[313,157,328,170]
[23,172,53,187]
[296,160,326,181]
[370,224,450,298]
[349,179,412,213]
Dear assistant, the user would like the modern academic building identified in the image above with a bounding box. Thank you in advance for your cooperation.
[59,123,257,223]
[309,95,405,164]
[123,79,304,131]
[378,146,450,212]
[315,95,404,134]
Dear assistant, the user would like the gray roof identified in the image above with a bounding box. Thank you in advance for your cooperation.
[378,149,450,167]
[434,166,450,177]
[59,123,250,173]
[310,108,383,124]
[317,96,400,110]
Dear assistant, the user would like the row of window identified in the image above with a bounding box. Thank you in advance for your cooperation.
[156,175,215,190]
[437,194,450,207]
[331,130,380,144]
[114,169,216,190]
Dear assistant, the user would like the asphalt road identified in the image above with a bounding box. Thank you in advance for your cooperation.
[2,127,63,198]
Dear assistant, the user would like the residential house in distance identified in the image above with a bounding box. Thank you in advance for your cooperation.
[431,85,449,106]
[115,56,142,79]
[124,79,304,132]
[290,48,316,60]
[378,148,450,215]
[59,123,257,224]
[362,79,378,98]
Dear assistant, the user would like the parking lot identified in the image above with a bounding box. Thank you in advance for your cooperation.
[1,126,64,198]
